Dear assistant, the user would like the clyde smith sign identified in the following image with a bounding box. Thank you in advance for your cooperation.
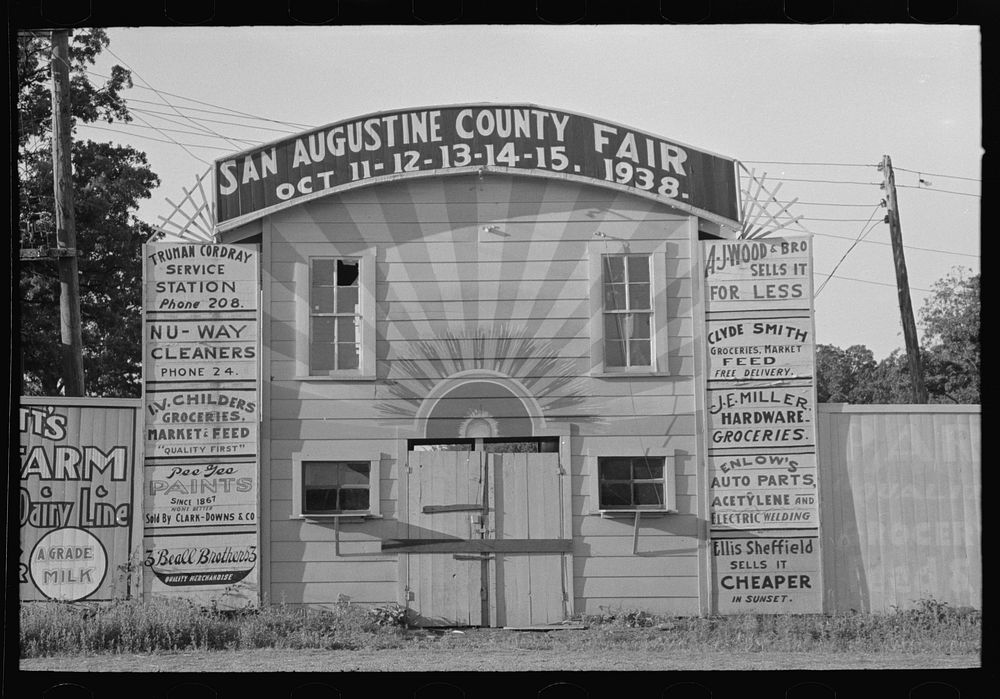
[214,104,740,231]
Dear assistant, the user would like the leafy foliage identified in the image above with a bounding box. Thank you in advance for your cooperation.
[18,29,159,397]
[815,268,979,404]
[918,268,980,403]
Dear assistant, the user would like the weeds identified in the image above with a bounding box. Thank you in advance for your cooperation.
[20,597,980,658]
[19,596,407,657]
[581,599,981,654]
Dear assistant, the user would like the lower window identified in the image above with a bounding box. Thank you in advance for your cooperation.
[597,456,666,510]
[301,461,371,515]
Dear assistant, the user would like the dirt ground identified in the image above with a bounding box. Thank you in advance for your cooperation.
[19,647,979,673]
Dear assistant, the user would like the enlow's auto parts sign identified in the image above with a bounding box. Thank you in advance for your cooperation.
[701,235,823,614]
[214,104,740,230]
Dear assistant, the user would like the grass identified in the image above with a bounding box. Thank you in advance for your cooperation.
[20,597,981,658]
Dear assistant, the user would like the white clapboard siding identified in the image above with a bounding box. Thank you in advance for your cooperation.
[263,173,700,612]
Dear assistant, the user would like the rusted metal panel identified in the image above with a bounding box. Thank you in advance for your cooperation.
[818,405,981,612]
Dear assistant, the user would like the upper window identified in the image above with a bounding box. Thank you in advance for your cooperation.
[602,254,652,369]
[588,240,669,375]
[310,258,360,373]
[597,456,666,510]
[298,250,375,380]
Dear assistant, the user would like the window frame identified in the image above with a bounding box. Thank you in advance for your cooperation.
[589,454,677,515]
[291,452,381,519]
[588,240,669,376]
[296,249,376,380]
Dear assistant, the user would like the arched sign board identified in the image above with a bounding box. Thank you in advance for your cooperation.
[213,104,741,233]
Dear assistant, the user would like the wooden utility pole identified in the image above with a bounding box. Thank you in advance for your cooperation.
[881,154,927,403]
[50,29,86,395]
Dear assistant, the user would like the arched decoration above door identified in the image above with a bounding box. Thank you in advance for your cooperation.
[418,371,546,440]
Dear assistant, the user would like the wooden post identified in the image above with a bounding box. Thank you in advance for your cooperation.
[881,154,927,403]
[50,29,86,396]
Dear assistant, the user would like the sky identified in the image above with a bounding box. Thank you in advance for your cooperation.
[79,25,981,360]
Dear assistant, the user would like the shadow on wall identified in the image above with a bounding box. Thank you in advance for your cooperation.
[818,408,870,613]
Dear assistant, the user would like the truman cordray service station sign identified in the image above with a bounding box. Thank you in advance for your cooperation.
[142,242,260,608]
[213,104,740,231]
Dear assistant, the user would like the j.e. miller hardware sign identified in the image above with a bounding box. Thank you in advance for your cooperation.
[214,104,740,230]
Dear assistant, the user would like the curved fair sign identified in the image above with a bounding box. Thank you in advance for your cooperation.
[214,104,740,232]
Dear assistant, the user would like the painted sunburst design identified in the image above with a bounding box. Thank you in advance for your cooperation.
[375,323,591,426]
[737,163,805,239]
[149,168,216,242]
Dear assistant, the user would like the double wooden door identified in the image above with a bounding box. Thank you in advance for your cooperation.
[389,450,571,627]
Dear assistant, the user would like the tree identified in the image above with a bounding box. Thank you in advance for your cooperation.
[918,267,980,403]
[814,344,910,403]
[18,29,160,397]
[815,268,980,405]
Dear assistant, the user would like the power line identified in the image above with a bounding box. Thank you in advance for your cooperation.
[814,271,933,294]
[798,216,887,222]
[77,119,261,145]
[894,166,980,183]
[810,229,977,259]
[763,200,884,208]
[126,98,305,131]
[129,106,300,135]
[814,205,882,297]
[77,124,235,151]
[895,183,981,198]
[741,160,877,168]
[84,67,317,130]
[766,177,883,186]
[103,46,246,152]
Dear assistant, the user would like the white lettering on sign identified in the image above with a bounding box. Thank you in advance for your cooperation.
[702,236,822,614]
[213,105,740,229]
[142,242,261,609]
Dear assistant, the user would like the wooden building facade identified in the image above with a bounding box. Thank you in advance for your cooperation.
[203,104,753,624]
[223,174,708,624]
[177,103,980,625]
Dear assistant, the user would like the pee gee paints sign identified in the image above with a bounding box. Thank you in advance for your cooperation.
[701,235,822,614]
[143,242,260,609]
[19,398,141,602]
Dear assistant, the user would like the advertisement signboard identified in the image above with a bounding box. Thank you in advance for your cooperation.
[213,104,740,231]
[143,242,260,609]
[19,398,142,602]
[702,235,822,614]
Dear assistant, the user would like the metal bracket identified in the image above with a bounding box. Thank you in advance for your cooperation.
[20,247,78,260]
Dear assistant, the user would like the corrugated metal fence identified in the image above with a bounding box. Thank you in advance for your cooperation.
[817,404,981,613]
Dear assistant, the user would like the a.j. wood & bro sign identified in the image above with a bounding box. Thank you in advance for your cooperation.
[142,242,260,608]
[214,104,740,231]
[702,235,823,614]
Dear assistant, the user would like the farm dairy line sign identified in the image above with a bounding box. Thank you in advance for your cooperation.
[19,399,141,602]
[142,242,261,609]
[214,104,740,230]
[701,235,822,614]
